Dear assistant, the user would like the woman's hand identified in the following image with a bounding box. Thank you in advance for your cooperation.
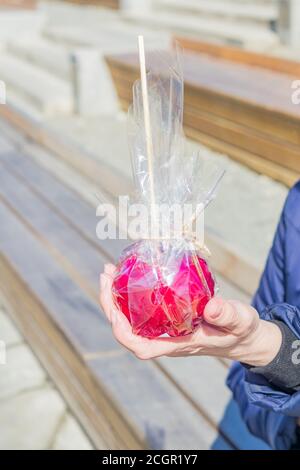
[100,264,282,366]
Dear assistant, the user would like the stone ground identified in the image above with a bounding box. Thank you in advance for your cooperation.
[0,301,93,450]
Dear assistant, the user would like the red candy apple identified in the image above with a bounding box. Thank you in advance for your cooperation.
[112,241,215,338]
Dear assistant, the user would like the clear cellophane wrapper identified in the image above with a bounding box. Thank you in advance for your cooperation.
[112,47,224,338]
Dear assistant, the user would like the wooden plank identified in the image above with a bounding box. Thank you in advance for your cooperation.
[0,0,36,9]
[90,353,217,450]
[115,90,299,187]
[106,53,300,185]
[0,134,15,155]
[0,149,127,263]
[0,200,118,356]
[108,60,300,146]
[157,356,231,431]
[160,353,270,449]
[175,36,300,77]
[216,273,250,304]
[184,88,300,148]
[185,127,299,189]
[0,160,106,299]
[107,52,300,120]
[61,0,119,9]
[184,107,300,173]
[0,102,132,199]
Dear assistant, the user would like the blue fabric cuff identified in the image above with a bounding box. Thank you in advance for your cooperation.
[244,303,300,417]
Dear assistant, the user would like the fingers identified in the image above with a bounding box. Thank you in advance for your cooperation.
[103,263,116,277]
[100,264,258,360]
[99,263,180,359]
[99,263,117,322]
[111,309,180,359]
[111,306,140,350]
[203,298,258,336]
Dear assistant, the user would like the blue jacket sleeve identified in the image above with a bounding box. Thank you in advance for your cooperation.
[243,303,300,417]
[227,362,298,450]
[227,182,300,449]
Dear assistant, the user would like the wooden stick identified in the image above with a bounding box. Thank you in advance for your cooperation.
[138,35,156,210]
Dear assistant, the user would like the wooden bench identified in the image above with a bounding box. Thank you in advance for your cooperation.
[61,0,119,10]
[0,0,36,8]
[122,4,278,50]
[106,42,300,187]
[0,121,269,449]
[157,0,278,26]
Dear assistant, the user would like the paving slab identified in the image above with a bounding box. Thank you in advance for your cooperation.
[0,301,93,450]
[0,54,73,115]
[0,343,47,401]
[52,413,95,450]
[0,386,65,450]
[0,308,22,347]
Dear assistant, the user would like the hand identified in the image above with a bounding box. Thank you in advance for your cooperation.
[100,264,282,366]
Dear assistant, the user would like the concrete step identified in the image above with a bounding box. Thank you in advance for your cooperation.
[7,37,71,81]
[123,9,279,48]
[4,86,44,123]
[41,0,170,44]
[156,0,278,25]
[44,24,170,52]
[0,9,45,42]
[0,53,73,115]
[40,0,118,29]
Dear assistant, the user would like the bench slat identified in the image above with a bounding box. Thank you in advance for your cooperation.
[91,353,217,450]
[0,149,127,262]
[106,51,300,186]
[0,159,106,298]
[157,356,231,428]
[0,201,118,355]
[0,135,15,155]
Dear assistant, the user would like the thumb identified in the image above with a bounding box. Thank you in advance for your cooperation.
[203,298,258,335]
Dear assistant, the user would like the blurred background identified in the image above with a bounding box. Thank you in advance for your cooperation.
[0,0,299,450]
